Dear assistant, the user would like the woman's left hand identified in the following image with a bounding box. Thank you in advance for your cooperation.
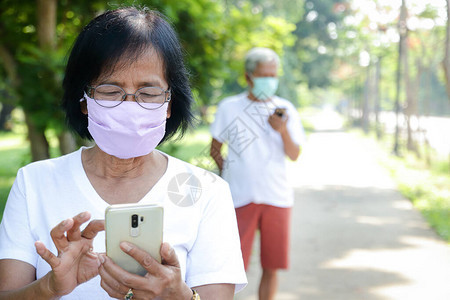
[99,242,192,300]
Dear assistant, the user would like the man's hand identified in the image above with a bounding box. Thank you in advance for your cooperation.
[268,112,288,134]
[268,111,301,161]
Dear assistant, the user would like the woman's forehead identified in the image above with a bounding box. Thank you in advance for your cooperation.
[96,49,165,83]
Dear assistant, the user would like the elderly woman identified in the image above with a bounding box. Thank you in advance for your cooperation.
[0,7,246,300]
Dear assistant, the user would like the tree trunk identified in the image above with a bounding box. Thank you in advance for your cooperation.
[0,102,14,131]
[362,64,371,133]
[25,114,49,161]
[424,68,432,166]
[0,45,19,87]
[405,57,420,156]
[374,58,382,139]
[39,0,76,154]
[58,131,77,155]
[37,0,76,156]
[443,0,450,102]
[403,32,417,154]
[37,0,57,50]
[393,0,407,156]
[25,0,59,161]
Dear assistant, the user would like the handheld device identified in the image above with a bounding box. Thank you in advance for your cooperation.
[105,203,163,276]
[274,107,286,117]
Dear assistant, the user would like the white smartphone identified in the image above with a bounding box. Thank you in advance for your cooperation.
[105,203,164,276]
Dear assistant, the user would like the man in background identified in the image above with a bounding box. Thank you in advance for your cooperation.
[210,47,306,300]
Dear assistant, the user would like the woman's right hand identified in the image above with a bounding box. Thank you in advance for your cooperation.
[34,212,104,297]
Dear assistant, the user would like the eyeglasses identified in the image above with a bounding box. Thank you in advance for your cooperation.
[86,84,171,109]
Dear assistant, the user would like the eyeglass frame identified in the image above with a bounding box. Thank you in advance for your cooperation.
[86,84,171,110]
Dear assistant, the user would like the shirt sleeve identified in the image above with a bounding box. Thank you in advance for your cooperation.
[185,179,247,293]
[209,102,228,143]
[286,104,306,146]
[0,168,38,267]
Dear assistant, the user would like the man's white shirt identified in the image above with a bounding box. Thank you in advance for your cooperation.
[210,92,306,208]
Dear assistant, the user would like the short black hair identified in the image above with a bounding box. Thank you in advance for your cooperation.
[62,7,194,143]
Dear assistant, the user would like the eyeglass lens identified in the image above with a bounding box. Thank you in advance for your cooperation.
[93,84,168,108]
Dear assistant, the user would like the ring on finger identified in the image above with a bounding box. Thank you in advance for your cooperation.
[124,288,134,300]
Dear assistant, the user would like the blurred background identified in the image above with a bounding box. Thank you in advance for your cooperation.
[0,0,449,245]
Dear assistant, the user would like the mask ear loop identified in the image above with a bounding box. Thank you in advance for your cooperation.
[80,92,90,103]
[79,94,89,115]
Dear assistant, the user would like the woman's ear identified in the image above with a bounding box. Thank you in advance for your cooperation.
[166,100,172,119]
[80,98,88,115]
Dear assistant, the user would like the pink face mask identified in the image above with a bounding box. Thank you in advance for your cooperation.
[83,94,168,159]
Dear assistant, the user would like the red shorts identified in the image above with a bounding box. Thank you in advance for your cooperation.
[235,203,291,270]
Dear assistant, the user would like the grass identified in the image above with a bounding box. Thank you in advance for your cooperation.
[382,154,450,242]
[355,129,450,243]
[158,125,215,170]
[0,132,30,218]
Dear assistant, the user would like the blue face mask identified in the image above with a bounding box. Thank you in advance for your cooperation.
[251,77,279,100]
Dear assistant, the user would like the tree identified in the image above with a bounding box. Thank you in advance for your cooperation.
[1,0,298,160]
[294,1,349,89]
[443,0,450,102]
[0,0,97,161]
[393,0,407,156]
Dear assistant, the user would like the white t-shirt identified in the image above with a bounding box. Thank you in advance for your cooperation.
[210,92,306,208]
[0,148,247,299]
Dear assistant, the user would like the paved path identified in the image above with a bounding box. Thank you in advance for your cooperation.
[235,111,450,300]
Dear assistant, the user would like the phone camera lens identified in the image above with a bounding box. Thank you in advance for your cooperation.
[131,214,139,228]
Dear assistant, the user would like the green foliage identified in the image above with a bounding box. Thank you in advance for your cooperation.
[90,0,299,108]
[167,0,298,105]
[0,0,300,134]
[158,125,212,166]
[294,0,350,89]
[389,160,450,242]
[333,0,450,119]
[0,0,99,137]
[16,47,66,131]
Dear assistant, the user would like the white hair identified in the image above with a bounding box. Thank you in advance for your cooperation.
[244,47,280,74]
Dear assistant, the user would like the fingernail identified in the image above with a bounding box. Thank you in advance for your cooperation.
[61,219,67,226]
[120,242,132,252]
[99,255,105,264]
[163,243,172,255]
[79,212,86,218]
